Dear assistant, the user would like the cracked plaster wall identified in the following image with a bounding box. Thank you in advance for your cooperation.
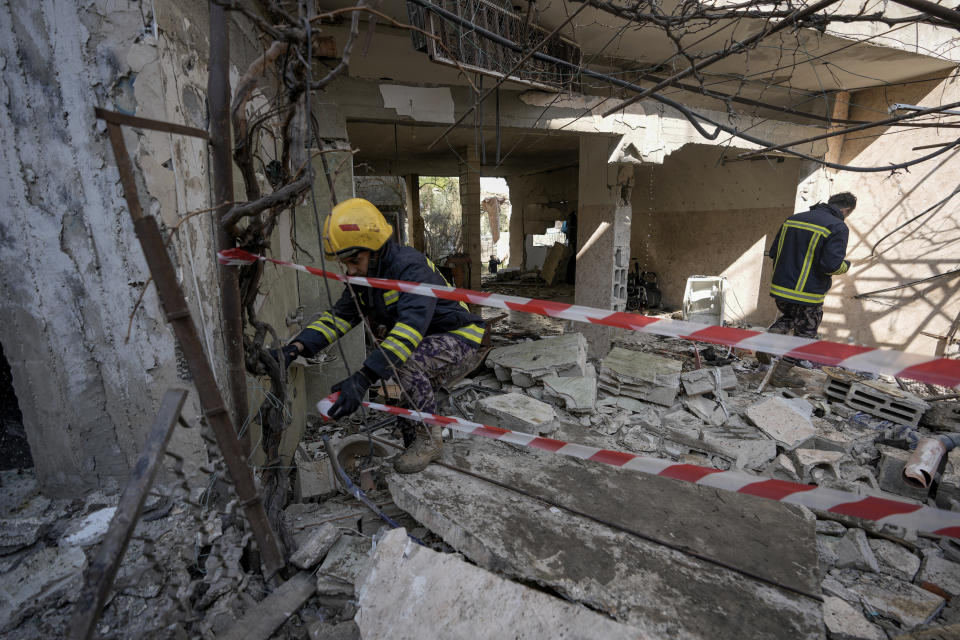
[0,1,268,497]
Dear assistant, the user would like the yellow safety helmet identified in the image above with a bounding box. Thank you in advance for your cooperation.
[323,198,394,258]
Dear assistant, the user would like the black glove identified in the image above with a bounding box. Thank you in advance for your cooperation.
[328,368,375,419]
[270,344,301,369]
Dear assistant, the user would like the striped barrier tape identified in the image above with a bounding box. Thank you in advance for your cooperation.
[317,394,960,540]
[218,248,960,388]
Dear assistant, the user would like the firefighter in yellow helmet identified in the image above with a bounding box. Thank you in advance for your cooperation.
[279,198,487,473]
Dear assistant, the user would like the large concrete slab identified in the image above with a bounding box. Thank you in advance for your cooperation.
[486,333,587,386]
[388,438,822,640]
[355,528,648,639]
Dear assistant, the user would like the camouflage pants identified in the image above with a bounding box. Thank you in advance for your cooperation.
[768,299,823,365]
[391,333,483,441]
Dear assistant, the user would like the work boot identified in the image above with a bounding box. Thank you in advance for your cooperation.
[769,359,806,389]
[394,425,442,474]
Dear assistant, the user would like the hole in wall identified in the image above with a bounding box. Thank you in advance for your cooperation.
[0,342,33,470]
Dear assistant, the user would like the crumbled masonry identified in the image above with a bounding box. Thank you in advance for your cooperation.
[2,325,959,639]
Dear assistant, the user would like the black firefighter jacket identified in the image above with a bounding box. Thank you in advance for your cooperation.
[767,203,851,305]
[295,241,485,380]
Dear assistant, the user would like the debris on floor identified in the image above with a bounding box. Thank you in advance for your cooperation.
[1,326,958,639]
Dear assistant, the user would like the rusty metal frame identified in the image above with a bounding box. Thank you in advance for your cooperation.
[94,107,285,575]
[70,389,189,640]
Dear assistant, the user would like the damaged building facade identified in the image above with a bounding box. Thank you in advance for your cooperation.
[1,0,960,638]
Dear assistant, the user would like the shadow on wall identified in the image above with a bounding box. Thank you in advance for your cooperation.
[824,71,960,354]
[630,145,804,326]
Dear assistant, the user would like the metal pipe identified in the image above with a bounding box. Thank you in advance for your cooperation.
[209,0,250,454]
[904,433,960,489]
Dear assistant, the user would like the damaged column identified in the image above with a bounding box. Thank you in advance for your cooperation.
[575,135,633,358]
[459,145,483,289]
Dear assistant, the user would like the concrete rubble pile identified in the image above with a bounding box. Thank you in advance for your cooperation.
[2,330,959,639]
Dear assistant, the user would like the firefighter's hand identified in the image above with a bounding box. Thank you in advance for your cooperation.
[328,369,374,419]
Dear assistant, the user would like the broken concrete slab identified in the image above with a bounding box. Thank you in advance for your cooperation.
[598,348,682,407]
[486,333,587,387]
[317,534,372,590]
[848,575,944,629]
[355,528,648,640]
[0,545,87,631]
[283,502,365,548]
[917,552,960,599]
[684,394,728,426]
[681,366,737,396]
[746,396,816,449]
[290,522,342,570]
[618,426,661,453]
[540,372,596,414]
[59,506,116,548]
[869,539,920,581]
[822,595,886,640]
[388,438,822,640]
[474,392,559,435]
[834,528,880,572]
[598,394,661,415]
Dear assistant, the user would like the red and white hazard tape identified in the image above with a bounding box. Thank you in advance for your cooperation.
[219,248,960,388]
[316,395,960,540]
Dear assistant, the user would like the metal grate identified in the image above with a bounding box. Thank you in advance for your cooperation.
[406,0,581,92]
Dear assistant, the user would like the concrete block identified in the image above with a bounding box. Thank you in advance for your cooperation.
[290,522,342,570]
[318,534,372,592]
[745,396,816,450]
[598,348,682,407]
[486,334,587,386]
[475,392,559,435]
[917,553,960,599]
[877,445,930,501]
[701,424,777,470]
[387,438,822,640]
[765,453,801,482]
[869,539,920,581]
[684,395,727,426]
[822,596,886,640]
[834,528,879,572]
[355,529,647,640]
[680,366,737,396]
[824,369,929,426]
[294,446,337,503]
[598,394,658,414]
[541,373,597,414]
[794,449,845,483]
[848,575,944,629]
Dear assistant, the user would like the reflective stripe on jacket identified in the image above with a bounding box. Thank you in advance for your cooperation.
[296,241,485,380]
[768,203,850,305]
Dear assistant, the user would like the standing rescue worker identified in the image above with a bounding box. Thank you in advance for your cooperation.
[278,198,486,473]
[760,192,857,387]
